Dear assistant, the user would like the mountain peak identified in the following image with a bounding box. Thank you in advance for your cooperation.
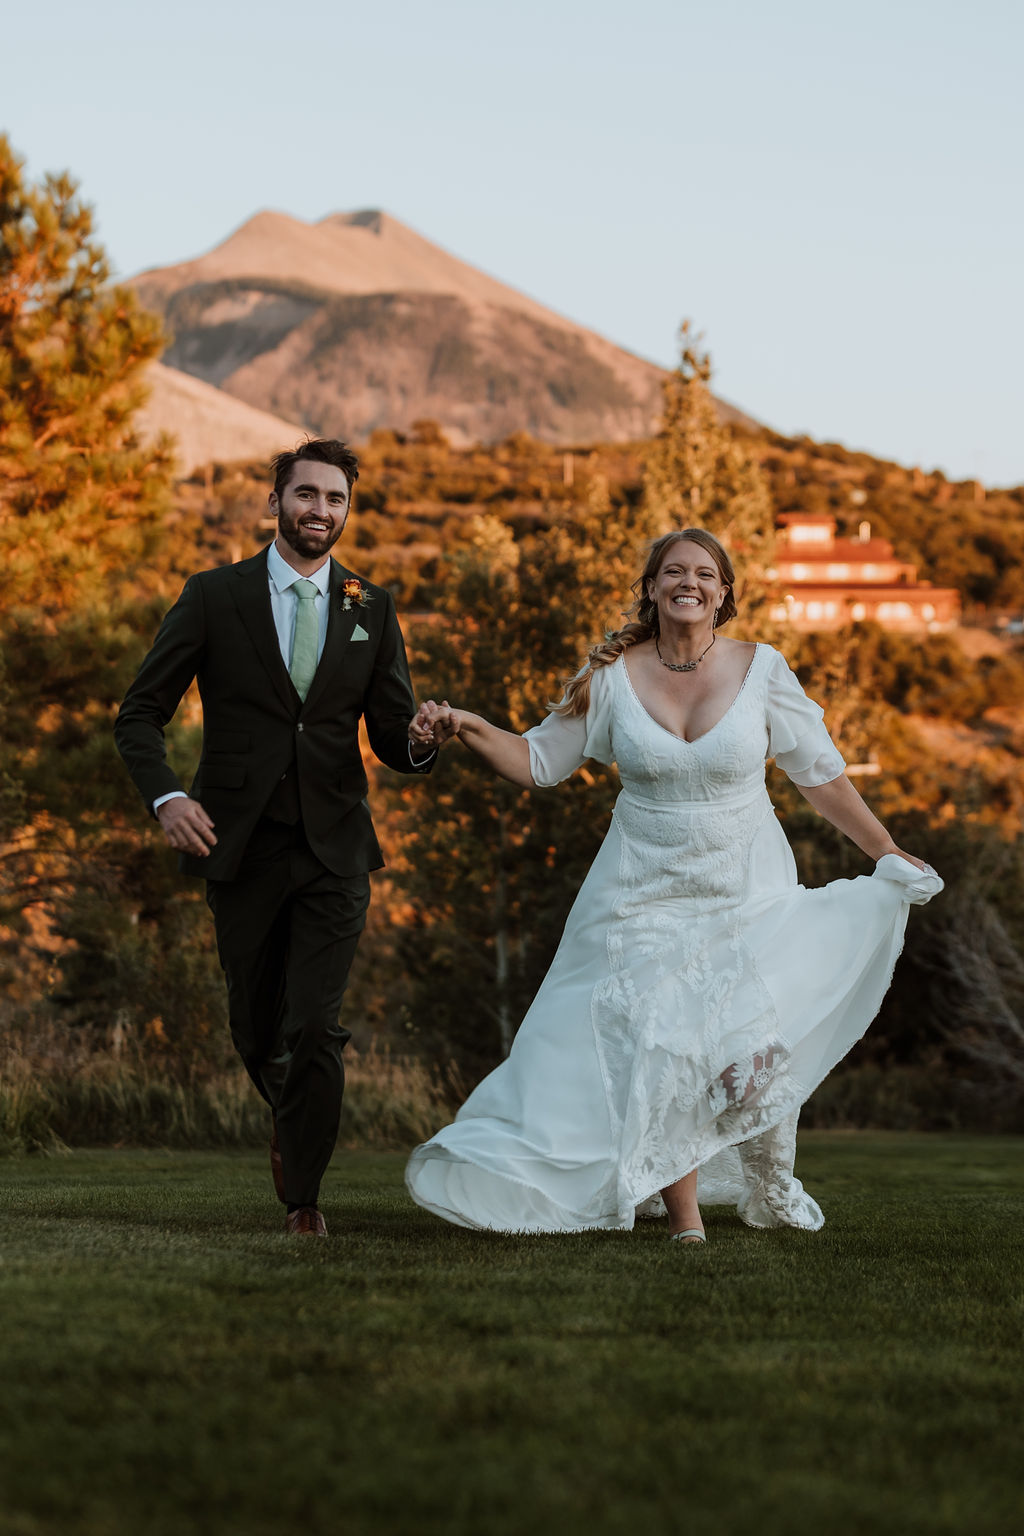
[320,208,389,235]
[132,207,756,451]
[135,206,581,331]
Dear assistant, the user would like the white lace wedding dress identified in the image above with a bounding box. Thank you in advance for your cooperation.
[406,645,942,1232]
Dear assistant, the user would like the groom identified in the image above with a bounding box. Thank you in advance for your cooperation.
[115,438,435,1236]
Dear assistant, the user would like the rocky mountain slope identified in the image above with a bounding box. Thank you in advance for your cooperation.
[133,210,753,448]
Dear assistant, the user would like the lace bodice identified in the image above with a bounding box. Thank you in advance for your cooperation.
[525,644,847,921]
[525,644,846,804]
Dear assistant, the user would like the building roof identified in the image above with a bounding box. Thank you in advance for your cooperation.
[779,581,958,600]
[777,539,900,562]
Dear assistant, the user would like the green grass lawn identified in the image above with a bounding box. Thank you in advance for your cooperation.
[1,1134,1021,1536]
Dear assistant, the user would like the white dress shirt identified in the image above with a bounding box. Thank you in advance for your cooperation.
[266,540,331,669]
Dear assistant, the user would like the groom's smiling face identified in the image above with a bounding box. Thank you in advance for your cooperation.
[270,459,351,563]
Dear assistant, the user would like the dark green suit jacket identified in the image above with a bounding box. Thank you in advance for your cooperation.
[115,548,432,881]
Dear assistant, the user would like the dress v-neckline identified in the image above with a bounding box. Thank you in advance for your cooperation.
[619,645,762,746]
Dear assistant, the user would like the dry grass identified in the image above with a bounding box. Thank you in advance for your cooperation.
[0,1032,454,1156]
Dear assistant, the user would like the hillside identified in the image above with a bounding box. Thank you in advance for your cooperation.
[136,362,305,473]
[175,419,1024,616]
[132,210,754,447]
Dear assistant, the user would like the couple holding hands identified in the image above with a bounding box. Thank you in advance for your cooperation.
[116,438,940,1244]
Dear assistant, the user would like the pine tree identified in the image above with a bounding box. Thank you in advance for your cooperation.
[643,322,777,634]
[0,137,207,1038]
[0,135,176,815]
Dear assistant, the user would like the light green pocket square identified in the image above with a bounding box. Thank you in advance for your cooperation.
[351,624,369,642]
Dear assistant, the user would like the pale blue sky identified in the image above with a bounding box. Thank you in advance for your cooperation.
[5,0,1022,483]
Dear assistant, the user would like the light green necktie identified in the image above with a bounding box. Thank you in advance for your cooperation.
[289,578,320,701]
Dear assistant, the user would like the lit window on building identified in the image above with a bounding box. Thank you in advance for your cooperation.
[789,523,833,544]
[827,565,850,579]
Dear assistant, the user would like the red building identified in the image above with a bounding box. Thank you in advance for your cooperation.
[770,513,960,633]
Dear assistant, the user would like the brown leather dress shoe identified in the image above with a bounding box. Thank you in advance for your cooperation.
[269,1119,286,1204]
[285,1206,327,1237]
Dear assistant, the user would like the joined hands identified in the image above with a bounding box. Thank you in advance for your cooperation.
[409,699,462,751]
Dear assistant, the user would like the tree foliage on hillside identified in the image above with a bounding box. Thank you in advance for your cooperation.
[0,135,175,821]
[0,138,220,1050]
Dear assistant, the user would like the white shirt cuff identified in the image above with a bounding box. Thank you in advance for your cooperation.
[153,790,188,812]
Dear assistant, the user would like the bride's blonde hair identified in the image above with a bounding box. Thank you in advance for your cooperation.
[553,528,737,718]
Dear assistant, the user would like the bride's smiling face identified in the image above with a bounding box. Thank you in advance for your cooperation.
[648,539,729,629]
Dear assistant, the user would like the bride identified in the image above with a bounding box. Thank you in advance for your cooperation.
[405,529,942,1243]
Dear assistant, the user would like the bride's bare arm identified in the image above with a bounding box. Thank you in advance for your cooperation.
[408,700,535,787]
[797,774,925,870]
[449,710,535,788]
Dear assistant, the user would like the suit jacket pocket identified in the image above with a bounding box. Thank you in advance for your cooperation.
[206,732,251,753]
[200,763,247,789]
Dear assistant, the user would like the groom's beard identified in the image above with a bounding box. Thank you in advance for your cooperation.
[276,509,346,561]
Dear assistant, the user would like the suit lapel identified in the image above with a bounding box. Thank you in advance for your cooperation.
[230,549,298,711]
[303,559,362,712]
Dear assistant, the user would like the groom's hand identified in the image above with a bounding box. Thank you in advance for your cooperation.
[157,797,217,857]
[408,701,437,758]
[409,700,460,752]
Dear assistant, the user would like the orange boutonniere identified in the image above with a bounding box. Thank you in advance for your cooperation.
[341,578,371,611]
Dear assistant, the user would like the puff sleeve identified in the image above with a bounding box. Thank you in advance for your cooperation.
[524,663,616,787]
[765,649,846,787]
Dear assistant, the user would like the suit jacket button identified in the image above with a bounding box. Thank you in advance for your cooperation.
[297,723,304,733]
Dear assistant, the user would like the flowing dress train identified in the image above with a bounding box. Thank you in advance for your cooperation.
[406,645,942,1232]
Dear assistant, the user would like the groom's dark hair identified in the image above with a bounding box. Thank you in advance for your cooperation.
[271,437,361,499]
